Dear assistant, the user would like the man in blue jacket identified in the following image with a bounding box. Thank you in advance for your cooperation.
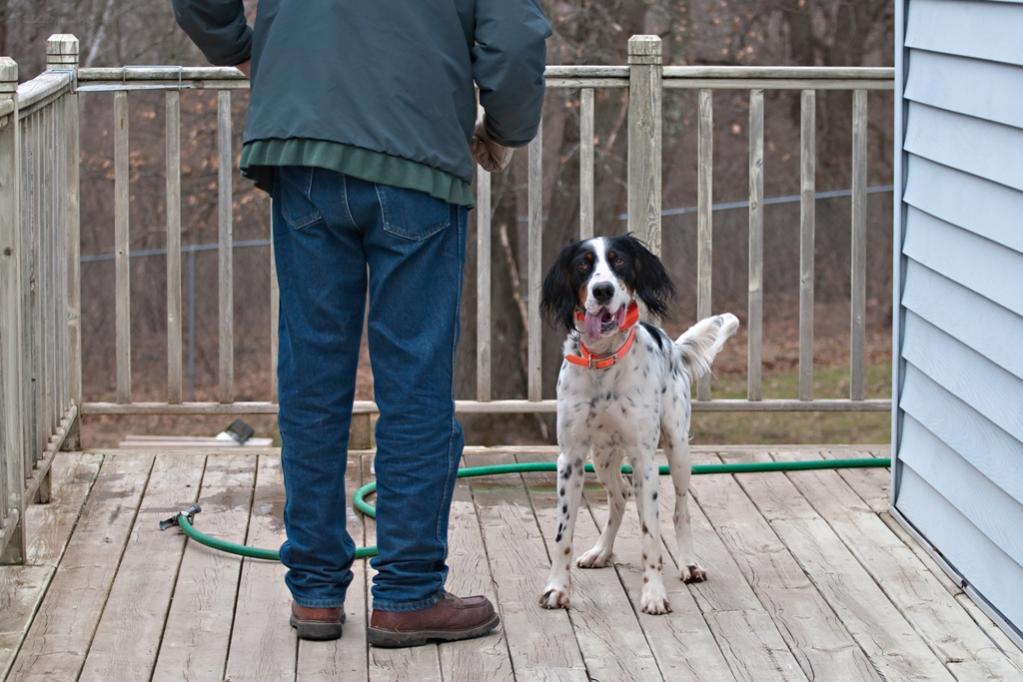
[172,0,550,646]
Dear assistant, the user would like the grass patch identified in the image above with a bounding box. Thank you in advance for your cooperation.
[691,361,891,445]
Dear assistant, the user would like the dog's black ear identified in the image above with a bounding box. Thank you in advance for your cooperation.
[541,241,581,331]
[619,234,675,318]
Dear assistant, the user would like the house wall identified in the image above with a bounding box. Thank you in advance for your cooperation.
[892,0,1023,643]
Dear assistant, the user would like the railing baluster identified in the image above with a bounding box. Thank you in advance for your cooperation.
[747,89,764,401]
[217,90,233,403]
[40,106,52,442]
[45,105,56,435]
[62,38,81,432]
[527,120,543,402]
[32,109,43,463]
[270,201,278,403]
[697,88,713,400]
[627,36,663,254]
[0,57,27,562]
[799,89,816,401]
[476,165,492,401]
[114,91,131,403]
[20,107,35,482]
[579,87,595,240]
[166,91,182,404]
[850,89,867,401]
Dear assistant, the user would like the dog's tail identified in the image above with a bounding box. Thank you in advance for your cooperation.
[674,313,740,381]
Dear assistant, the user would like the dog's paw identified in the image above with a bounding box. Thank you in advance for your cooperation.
[680,563,708,583]
[539,584,571,610]
[575,546,613,569]
[640,583,672,615]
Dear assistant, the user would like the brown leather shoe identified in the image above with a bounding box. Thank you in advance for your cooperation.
[368,592,500,648]
[290,602,345,641]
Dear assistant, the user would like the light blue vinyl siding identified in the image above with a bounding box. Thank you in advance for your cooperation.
[894,0,1023,640]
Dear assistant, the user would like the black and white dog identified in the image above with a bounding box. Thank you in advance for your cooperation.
[538,235,738,615]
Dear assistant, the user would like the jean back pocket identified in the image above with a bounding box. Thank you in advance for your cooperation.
[375,184,452,241]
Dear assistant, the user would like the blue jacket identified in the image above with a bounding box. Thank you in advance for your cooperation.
[171,0,551,185]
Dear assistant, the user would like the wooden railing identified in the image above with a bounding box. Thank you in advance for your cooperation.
[0,36,81,562]
[72,35,893,420]
[0,34,893,558]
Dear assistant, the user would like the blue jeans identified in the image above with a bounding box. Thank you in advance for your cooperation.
[272,166,467,611]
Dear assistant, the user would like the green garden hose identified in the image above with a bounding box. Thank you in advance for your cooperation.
[167,457,891,561]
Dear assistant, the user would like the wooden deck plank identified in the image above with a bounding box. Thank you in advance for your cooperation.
[296,454,369,681]
[653,471,806,681]
[438,476,515,680]
[954,592,1023,675]
[581,474,737,681]
[224,455,296,681]
[719,450,954,681]
[0,453,102,679]
[521,453,663,681]
[366,455,444,682]
[79,454,206,681]
[770,449,1023,680]
[151,453,257,681]
[25,453,104,567]
[689,451,879,681]
[466,451,588,681]
[7,453,154,681]
[821,447,891,514]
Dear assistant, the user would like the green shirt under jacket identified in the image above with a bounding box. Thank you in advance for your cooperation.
[171,0,551,206]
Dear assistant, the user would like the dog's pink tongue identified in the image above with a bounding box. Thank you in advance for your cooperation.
[584,311,602,339]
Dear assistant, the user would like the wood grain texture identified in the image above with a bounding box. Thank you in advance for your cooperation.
[467,451,587,681]
[166,91,182,404]
[655,474,805,681]
[438,479,514,680]
[366,462,444,682]
[4,447,1021,680]
[296,455,368,681]
[723,450,953,681]
[8,454,154,681]
[690,450,877,681]
[223,455,294,680]
[217,90,233,403]
[850,89,867,401]
[527,123,543,402]
[113,91,130,403]
[476,166,492,402]
[798,90,815,402]
[627,36,662,255]
[79,455,205,681]
[0,57,25,563]
[81,397,892,416]
[583,474,737,681]
[522,452,662,681]
[696,88,713,401]
[151,453,257,681]
[775,449,1023,680]
[747,89,764,402]
[579,88,595,240]
[0,454,101,680]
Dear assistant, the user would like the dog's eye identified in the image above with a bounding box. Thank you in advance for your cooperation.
[613,256,625,268]
[576,261,590,272]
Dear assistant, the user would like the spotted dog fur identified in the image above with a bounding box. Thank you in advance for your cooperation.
[538,235,739,615]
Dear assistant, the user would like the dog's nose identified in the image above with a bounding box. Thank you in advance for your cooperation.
[592,283,614,304]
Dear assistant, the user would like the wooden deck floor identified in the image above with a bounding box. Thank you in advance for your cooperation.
[2,445,1022,681]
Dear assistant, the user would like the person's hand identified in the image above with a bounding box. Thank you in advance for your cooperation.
[236,60,251,79]
[471,121,513,172]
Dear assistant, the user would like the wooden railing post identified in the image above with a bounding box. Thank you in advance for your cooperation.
[0,56,26,563]
[627,35,663,255]
[48,34,82,452]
